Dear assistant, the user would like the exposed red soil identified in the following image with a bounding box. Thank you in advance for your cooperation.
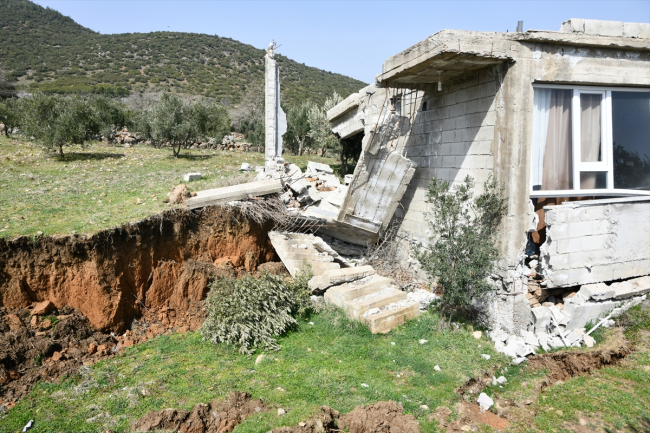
[131,391,267,433]
[0,299,210,407]
[274,401,419,433]
[431,402,510,432]
[526,329,632,388]
[0,207,277,332]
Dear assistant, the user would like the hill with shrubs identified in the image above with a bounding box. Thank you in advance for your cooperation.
[0,0,366,106]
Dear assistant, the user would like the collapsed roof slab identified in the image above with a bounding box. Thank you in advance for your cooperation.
[375,28,650,86]
[376,30,512,86]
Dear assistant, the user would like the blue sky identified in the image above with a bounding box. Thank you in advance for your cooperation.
[33,0,650,83]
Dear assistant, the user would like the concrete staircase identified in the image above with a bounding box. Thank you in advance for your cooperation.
[269,231,420,333]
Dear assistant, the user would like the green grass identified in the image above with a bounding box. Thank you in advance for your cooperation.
[0,309,510,432]
[0,136,339,238]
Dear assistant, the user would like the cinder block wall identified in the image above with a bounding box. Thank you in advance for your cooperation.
[395,67,500,243]
[541,199,650,288]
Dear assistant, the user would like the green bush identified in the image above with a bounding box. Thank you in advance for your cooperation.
[416,175,507,326]
[201,270,311,355]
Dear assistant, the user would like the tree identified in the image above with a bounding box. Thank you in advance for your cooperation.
[19,93,96,157]
[88,96,131,140]
[0,97,21,137]
[285,101,315,155]
[192,99,230,143]
[339,132,363,176]
[148,93,197,157]
[416,175,507,326]
[308,91,342,158]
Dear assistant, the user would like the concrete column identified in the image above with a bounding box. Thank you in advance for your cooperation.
[264,42,286,162]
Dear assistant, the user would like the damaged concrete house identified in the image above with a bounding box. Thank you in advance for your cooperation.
[326,19,650,354]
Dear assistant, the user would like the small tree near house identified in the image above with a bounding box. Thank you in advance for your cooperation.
[285,101,314,156]
[416,175,507,326]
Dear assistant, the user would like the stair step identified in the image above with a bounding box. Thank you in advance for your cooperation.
[324,275,395,307]
[278,252,334,262]
[345,288,407,319]
[284,260,340,276]
[363,302,420,334]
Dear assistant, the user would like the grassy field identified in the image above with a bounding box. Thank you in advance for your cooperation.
[0,309,510,432]
[1,306,648,433]
[0,136,339,238]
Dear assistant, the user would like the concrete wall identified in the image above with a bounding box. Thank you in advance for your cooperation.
[541,198,650,288]
[396,69,500,242]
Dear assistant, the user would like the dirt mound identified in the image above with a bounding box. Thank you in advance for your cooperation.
[273,406,340,433]
[432,402,509,432]
[132,391,267,433]
[0,307,114,405]
[338,401,419,433]
[274,402,418,433]
[168,184,192,205]
[526,329,632,386]
[0,206,276,332]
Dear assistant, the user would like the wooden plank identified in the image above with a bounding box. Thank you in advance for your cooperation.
[187,179,283,209]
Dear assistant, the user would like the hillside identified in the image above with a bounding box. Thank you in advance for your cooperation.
[0,0,366,106]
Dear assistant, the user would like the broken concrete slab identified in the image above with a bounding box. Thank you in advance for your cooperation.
[183,173,202,182]
[363,302,419,334]
[287,178,310,195]
[268,231,343,278]
[307,161,334,174]
[565,300,621,331]
[578,282,614,301]
[308,265,376,294]
[531,306,553,334]
[188,179,282,209]
[325,275,396,307]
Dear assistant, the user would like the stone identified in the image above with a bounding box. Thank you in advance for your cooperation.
[183,173,202,182]
[255,354,266,365]
[434,365,441,372]
[583,335,596,348]
[578,283,614,301]
[477,393,494,412]
[495,376,507,384]
[531,306,553,334]
[31,300,55,316]
[30,315,39,327]
[278,408,286,416]
[239,163,253,172]
[566,300,621,331]
[419,339,428,344]
[307,161,333,174]
[5,314,24,331]
[287,178,310,195]
[481,354,491,360]
[472,331,482,339]
[51,351,64,362]
[88,343,98,355]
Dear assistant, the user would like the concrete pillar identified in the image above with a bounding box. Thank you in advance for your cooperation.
[264,42,287,162]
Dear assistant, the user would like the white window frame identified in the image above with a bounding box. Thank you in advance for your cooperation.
[531,84,650,198]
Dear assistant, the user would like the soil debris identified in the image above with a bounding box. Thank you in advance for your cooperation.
[443,401,509,431]
[167,184,192,205]
[526,328,632,387]
[274,401,418,433]
[339,401,419,433]
[131,391,267,433]
[0,206,276,332]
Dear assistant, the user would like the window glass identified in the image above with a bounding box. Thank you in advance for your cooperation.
[580,172,607,189]
[580,94,602,162]
[612,92,650,191]
[531,88,573,190]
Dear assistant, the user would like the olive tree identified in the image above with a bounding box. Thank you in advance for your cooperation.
[0,97,21,137]
[192,99,230,143]
[148,93,196,157]
[416,175,507,326]
[285,101,315,156]
[19,93,96,157]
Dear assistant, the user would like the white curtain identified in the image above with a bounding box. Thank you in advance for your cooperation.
[531,89,573,190]
[580,94,602,189]
[531,89,551,189]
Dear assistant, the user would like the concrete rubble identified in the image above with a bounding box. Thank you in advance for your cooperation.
[490,275,649,362]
